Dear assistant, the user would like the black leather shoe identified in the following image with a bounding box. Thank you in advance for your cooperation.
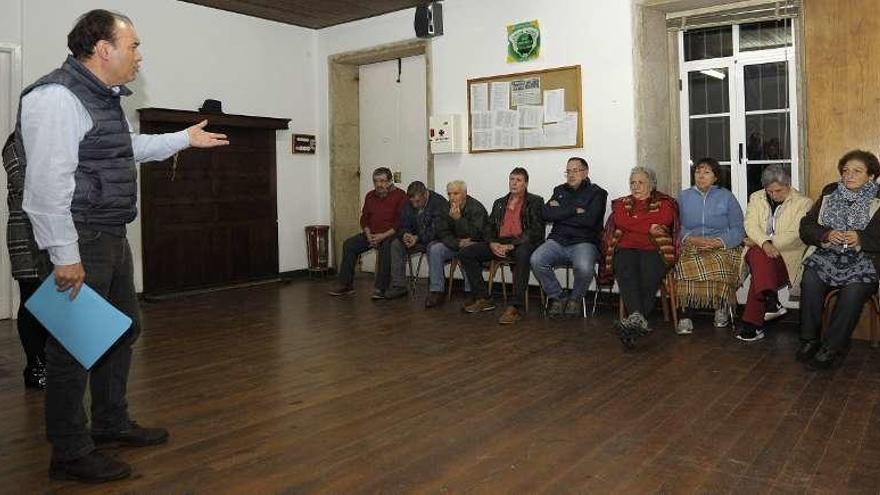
[806,346,844,371]
[23,365,47,389]
[795,340,821,362]
[424,292,444,308]
[49,451,131,483]
[92,422,169,447]
[383,286,408,300]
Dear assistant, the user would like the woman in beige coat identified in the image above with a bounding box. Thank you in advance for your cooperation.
[738,164,812,341]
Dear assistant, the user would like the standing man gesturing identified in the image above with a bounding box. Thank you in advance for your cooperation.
[18,10,228,483]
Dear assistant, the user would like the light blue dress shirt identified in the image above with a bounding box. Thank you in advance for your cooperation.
[20,84,190,265]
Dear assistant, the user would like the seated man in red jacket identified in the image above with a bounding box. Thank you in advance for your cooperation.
[329,167,407,298]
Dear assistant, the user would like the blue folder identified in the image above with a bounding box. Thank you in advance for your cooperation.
[24,275,133,370]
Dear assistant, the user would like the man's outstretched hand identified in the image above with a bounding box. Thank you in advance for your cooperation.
[187,120,229,148]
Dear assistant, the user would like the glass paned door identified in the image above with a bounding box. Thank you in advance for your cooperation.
[738,58,797,197]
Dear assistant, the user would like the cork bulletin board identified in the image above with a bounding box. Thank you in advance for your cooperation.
[467,65,582,153]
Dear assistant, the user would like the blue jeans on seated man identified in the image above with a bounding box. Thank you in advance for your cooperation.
[530,239,599,302]
[427,241,471,293]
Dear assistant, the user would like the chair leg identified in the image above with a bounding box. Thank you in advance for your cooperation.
[500,264,508,306]
[487,261,498,302]
[415,253,425,293]
[660,286,671,322]
[664,274,679,328]
[590,269,600,317]
[406,255,416,293]
[447,259,458,301]
[872,295,880,349]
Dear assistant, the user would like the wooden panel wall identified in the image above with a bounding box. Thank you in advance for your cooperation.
[804,0,880,341]
[805,0,880,197]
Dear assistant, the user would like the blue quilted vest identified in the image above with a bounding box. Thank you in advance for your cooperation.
[16,55,137,234]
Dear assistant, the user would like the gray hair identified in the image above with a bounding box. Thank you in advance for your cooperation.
[630,166,657,191]
[760,164,791,188]
[446,180,467,193]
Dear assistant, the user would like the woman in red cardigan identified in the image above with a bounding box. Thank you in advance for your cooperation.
[601,166,679,349]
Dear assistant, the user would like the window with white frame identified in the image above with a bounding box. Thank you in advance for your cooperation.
[678,19,798,209]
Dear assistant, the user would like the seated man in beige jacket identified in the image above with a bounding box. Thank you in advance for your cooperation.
[738,164,812,341]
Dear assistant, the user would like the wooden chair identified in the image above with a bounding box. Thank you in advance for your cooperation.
[488,257,530,313]
[822,290,880,348]
[617,272,679,328]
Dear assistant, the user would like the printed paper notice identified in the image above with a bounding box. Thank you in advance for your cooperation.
[543,111,579,147]
[510,77,542,107]
[543,88,566,123]
[519,128,545,148]
[490,81,511,111]
[517,105,543,129]
[493,109,519,129]
[472,130,493,151]
[472,111,493,131]
[493,129,519,149]
[470,83,489,113]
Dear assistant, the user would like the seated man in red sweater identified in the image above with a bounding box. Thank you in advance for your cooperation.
[329,167,407,298]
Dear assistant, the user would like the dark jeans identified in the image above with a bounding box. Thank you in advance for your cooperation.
[45,228,140,461]
[336,233,393,291]
[459,241,535,308]
[17,278,49,368]
[799,266,875,352]
[614,249,668,319]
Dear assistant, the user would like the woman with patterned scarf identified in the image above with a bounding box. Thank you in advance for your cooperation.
[674,157,745,335]
[797,150,880,370]
[600,166,679,348]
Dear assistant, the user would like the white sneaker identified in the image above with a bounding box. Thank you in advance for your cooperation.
[714,307,730,328]
[764,304,787,322]
[676,318,694,335]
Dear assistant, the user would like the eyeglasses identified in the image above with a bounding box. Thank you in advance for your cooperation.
[564,169,586,176]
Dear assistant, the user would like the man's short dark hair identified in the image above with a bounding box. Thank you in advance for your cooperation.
[838,149,880,178]
[510,167,529,182]
[68,9,133,60]
[372,167,393,182]
[568,157,589,170]
[406,181,427,198]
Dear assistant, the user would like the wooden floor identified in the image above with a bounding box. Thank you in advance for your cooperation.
[1,277,879,494]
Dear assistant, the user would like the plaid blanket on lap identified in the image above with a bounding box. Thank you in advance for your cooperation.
[674,244,742,309]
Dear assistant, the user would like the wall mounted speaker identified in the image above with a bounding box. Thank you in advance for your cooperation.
[415,2,443,38]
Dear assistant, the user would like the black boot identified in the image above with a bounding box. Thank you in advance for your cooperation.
[49,451,131,483]
[23,360,46,390]
[795,340,821,362]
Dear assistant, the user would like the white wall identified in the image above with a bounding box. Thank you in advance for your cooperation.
[0,0,22,44]
[12,0,320,291]
[317,0,637,222]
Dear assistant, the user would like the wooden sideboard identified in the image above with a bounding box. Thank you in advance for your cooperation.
[138,108,290,296]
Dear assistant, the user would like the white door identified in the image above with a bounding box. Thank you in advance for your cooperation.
[358,55,428,272]
[0,43,22,320]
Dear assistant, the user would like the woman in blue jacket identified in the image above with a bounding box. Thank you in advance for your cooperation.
[674,157,745,334]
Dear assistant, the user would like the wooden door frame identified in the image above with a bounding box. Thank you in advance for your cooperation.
[328,39,433,269]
